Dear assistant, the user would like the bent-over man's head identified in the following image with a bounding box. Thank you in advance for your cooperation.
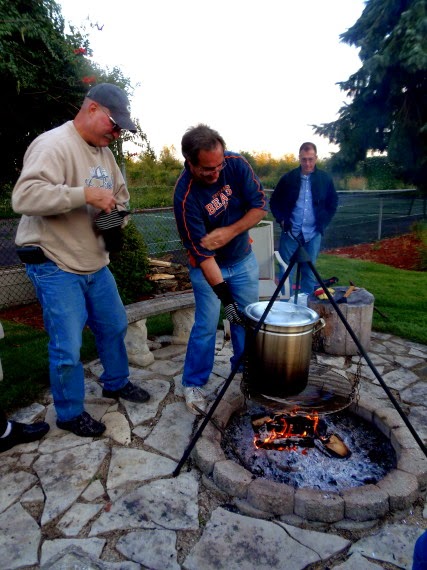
[74,83,137,148]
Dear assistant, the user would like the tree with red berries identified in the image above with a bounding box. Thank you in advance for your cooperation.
[0,0,149,191]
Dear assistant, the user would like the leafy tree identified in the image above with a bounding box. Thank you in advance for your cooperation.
[0,0,88,187]
[239,151,300,188]
[126,146,183,187]
[313,0,427,191]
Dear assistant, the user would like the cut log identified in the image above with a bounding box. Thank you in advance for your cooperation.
[308,286,374,355]
[148,273,175,281]
[148,258,173,267]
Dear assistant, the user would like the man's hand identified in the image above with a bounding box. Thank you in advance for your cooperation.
[212,281,246,327]
[201,227,234,250]
[201,208,266,250]
[84,187,117,213]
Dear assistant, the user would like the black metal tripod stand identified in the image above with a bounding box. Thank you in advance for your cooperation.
[173,244,427,477]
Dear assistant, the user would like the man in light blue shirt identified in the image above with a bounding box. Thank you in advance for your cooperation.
[270,142,338,294]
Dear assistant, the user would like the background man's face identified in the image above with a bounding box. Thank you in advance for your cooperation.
[299,150,317,175]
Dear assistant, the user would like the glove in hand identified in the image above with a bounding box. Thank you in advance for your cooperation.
[224,302,246,326]
[212,281,246,327]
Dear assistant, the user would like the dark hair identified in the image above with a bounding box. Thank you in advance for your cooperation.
[181,124,226,165]
[299,142,317,154]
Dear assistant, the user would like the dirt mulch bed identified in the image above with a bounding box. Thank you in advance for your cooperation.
[323,233,424,271]
[0,302,45,330]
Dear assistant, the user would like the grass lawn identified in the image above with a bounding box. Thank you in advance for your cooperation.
[317,254,427,345]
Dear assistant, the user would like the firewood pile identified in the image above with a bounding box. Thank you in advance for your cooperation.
[147,257,192,294]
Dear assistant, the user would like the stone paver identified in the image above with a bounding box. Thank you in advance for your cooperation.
[0,328,426,569]
[89,472,200,535]
[106,447,176,489]
[116,529,180,570]
[40,538,106,567]
[349,523,425,569]
[183,507,322,570]
[33,440,109,525]
[0,502,41,569]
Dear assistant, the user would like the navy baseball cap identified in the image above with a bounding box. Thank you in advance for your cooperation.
[86,83,137,133]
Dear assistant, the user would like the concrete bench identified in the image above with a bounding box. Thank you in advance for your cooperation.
[124,291,195,366]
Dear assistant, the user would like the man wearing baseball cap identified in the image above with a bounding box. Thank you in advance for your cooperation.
[86,83,137,133]
[12,84,150,438]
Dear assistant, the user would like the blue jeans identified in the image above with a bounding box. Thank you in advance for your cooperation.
[182,251,259,388]
[26,262,129,421]
[279,231,322,294]
[413,530,427,570]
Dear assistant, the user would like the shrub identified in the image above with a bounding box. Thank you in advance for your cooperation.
[108,219,153,304]
[129,186,174,209]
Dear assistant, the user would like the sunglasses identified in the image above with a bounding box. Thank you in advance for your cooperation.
[99,107,121,132]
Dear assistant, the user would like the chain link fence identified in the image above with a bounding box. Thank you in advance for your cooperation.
[0,189,425,309]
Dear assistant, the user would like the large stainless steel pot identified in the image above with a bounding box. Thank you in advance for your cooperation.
[244,301,324,398]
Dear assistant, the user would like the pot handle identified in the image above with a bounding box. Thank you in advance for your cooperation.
[313,318,325,334]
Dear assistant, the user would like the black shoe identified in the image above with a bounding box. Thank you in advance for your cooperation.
[0,420,50,453]
[56,411,106,437]
[102,381,150,403]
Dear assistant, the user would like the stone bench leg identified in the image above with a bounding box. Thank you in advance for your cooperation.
[171,308,195,345]
[125,319,155,367]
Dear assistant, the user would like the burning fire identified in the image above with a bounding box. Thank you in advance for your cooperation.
[252,411,350,458]
[253,411,319,450]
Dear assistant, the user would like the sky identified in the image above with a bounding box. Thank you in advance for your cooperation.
[58,0,366,159]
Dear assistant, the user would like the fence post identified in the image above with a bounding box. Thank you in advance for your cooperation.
[377,197,383,240]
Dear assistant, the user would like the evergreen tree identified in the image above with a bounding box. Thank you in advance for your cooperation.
[314,0,427,191]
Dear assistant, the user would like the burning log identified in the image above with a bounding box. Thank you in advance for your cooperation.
[251,411,351,459]
[252,414,276,428]
[254,436,315,449]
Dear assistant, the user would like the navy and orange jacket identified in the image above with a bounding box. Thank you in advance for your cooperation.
[174,151,267,268]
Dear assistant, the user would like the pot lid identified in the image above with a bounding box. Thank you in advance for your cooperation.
[244,301,319,326]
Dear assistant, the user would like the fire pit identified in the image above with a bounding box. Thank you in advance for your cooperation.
[188,296,425,524]
[192,372,425,523]
[222,404,396,492]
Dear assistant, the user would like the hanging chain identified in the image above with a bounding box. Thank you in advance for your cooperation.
[350,352,362,406]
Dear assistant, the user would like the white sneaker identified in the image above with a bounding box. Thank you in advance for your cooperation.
[183,386,207,415]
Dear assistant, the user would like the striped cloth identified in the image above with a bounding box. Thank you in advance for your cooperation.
[94,209,130,231]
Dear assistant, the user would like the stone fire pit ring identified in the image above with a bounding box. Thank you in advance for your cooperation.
[192,379,427,524]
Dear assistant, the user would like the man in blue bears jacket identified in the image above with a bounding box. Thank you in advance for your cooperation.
[174,124,267,414]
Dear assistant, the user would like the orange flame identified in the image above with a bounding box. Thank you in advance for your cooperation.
[254,411,320,449]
